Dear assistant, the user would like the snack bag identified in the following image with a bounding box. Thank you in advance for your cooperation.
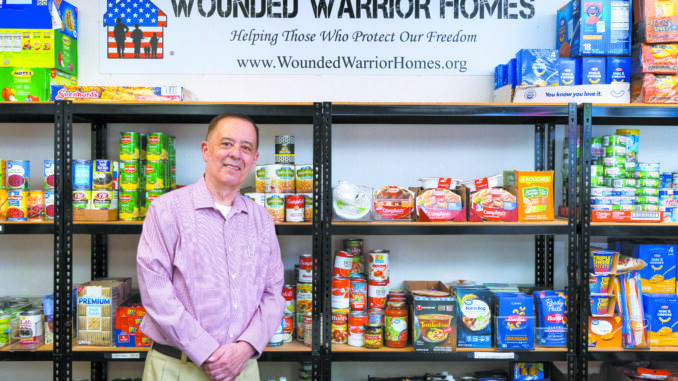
[516,171,554,221]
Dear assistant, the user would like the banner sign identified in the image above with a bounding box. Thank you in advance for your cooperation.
[99,0,562,75]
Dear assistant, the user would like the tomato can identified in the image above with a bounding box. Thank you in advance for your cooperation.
[368,280,389,309]
[145,161,167,191]
[332,309,348,344]
[268,319,283,347]
[344,239,364,275]
[19,310,43,347]
[92,160,113,190]
[26,190,44,221]
[331,276,350,309]
[120,161,141,191]
[347,311,368,347]
[7,191,28,221]
[146,132,168,161]
[285,194,304,222]
[44,190,54,220]
[72,190,91,209]
[119,191,139,220]
[120,132,142,160]
[43,160,55,190]
[282,314,294,343]
[265,193,285,223]
[349,277,367,312]
[72,160,92,190]
[303,313,313,347]
[296,282,312,313]
[303,193,313,221]
[298,253,313,283]
[333,251,353,278]
[282,284,295,314]
[6,160,30,190]
[368,250,390,282]
[0,159,6,190]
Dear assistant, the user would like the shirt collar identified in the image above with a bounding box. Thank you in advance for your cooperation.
[193,175,249,215]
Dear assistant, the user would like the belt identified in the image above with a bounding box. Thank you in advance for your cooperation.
[152,342,192,363]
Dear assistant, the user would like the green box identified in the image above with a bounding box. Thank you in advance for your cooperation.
[0,67,76,102]
[0,29,78,76]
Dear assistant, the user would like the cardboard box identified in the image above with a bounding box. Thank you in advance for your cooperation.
[494,82,631,104]
[494,293,535,350]
[606,57,631,83]
[0,0,78,40]
[515,171,554,221]
[469,186,518,222]
[77,279,127,346]
[643,293,678,346]
[414,185,468,222]
[557,1,575,57]
[592,209,664,221]
[50,85,188,101]
[0,67,74,102]
[570,0,632,57]
[631,43,678,75]
[515,49,559,86]
[405,281,457,353]
[558,58,582,86]
[588,316,622,349]
[0,29,78,75]
[115,300,151,348]
[453,286,493,348]
[613,240,677,293]
[633,0,678,43]
[73,208,117,222]
[582,57,606,85]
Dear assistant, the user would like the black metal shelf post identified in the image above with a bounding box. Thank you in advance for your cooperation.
[566,102,579,381]
[534,123,556,288]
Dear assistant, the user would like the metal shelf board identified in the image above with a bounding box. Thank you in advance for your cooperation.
[0,350,54,361]
[0,222,54,234]
[590,223,678,237]
[330,349,567,362]
[331,221,569,235]
[70,103,315,124]
[330,104,571,125]
[0,102,56,123]
[72,222,312,235]
[589,349,678,362]
[590,105,678,126]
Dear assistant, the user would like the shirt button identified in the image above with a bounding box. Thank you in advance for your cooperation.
[234,304,238,309]
[232,274,236,279]
[230,333,234,338]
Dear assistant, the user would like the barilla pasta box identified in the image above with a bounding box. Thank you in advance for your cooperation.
[606,57,631,83]
[643,293,678,346]
[77,279,126,346]
[494,293,535,350]
[453,286,493,348]
[558,58,582,85]
[582,57,607,85]
[633,0,678,43]
[631,43,678,75]
[588,316,622,348]
[613,240,677,293]
[536,290,567,347]
[515,49,559,87]
[570,0,632,57]
[557,1,574,57]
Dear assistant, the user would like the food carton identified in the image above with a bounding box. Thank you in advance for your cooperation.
[606,57,631,83]
[115,299,151,348]
[515,49,559,87]
[494,293,535,350]
[557,1,575,57]
[405,281,456,353]
[468,187,518,222]
[613,240,677,293]
[558,58,582,86]
[414,184,468,222]
[631,73,678,103]
[0,67,75,102]
[582,57,606,85]
[588,316,622,348]
[0,30,78,76]
[569,0,632,57]
[631,43,678,75]
[453,286,493,348]
[0,0,78,40]
[372,186,414,221]
[633,0,678,43]
[50,85,188,102]
[535,290,567,347]
[515,171,554,221]
[643,293,678,346]
[77,279,126,346]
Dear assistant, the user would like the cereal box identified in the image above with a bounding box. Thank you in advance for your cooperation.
[536,290,567,347]
[50,85,188,101]
[613,240,677,293]
[494,293,535,350]
[588,316,622,348]
[631,73,678,103]
[77,279,127,346]
[516,171,554,221]
[643,293,678,346]
[631,43,678,74]
[453,286,493,348]
[570,0,632,57]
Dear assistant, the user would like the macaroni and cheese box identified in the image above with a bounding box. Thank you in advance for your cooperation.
[494,293,535,350]
[631,43,678,74]
[453,286,493,348]
[570,0,632,57]
[588,316,622,348]
[633,0,678,43]
[643,293,678,346]
[558,58,582,85]
[631,73,678,103]
[582,57,607,85]
[507,58,517,88]
[557,1,575,57]
[494,64,507,90]
[612,240,677,293]
[606,57,631,83]
[77,279,127,346]
[515,49,559,87]
[515,171,554,221]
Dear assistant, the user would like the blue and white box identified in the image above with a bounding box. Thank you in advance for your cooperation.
[516,49,559,87]
[569,0,632,57]
[582,57,606,84]
[559,58,582,85]
[606,57,630,83]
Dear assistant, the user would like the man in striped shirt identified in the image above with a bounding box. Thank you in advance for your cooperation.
[138,113,285,381]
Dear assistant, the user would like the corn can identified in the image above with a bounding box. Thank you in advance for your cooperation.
[7,191,27,221]
[118,191,139,220]
[120,161,142,191]
[146,190,164,211]
[26,190,44,221]
[255,165,268,193]
[146,133,168,161]
[6,160,29,190]
[303,193,313,222]
[295,164,313,193]
[265,193,285,223]
[120,132,142,160]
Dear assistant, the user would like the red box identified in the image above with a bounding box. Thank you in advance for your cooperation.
[633,0,678,43]
[591,210,663,222]
[631,73,678,103]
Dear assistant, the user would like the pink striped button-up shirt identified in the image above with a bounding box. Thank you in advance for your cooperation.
[137,176,285,365]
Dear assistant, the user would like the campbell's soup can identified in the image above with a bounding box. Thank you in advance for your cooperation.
[265,193,285,223]
[120,132,142,160]
[6,160,29,190]
[73,190,91,209]
[331,276,350,309]
[26,190,44,221]
[350,277,367,312]
[72,160,92,190]
[344,239,364,275]
[92,160,113,190]
[282,284,295,314]
[7,191,28,221]
[282,314,294,343]
[303,193,313,221]
[0,159,5,190]
[333,251,353,278]
[268,319,284,347]
[298,253,313,283]
[119,191,140,220]
[120,161,142,191]
[368,280,389,309]
[43,160,55,190]
[368,250,390,282]
[296,282,312,313]
[44,190,54,220]
[285,194,304,222]
[332,309,348,344]
[348,311,368,347]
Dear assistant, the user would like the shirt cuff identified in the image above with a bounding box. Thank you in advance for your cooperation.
[237,330,267,359]
[183,330,220,366]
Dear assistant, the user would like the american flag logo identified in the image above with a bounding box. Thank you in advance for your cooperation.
[103,0,167,59]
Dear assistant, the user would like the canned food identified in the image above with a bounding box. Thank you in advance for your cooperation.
[592,197,613,205]
[120,132,142,160]
[282,284,295,314]
[349,277,367,311]
[347,311,368,347]
[332,277,350,309]
[170,163,176,190]
[659,189,675,197]
[73,190,91,209]
[613,197,636,205]
[26,190,44,221]
[44,190,54,220]
[6,160,30,190]
[296,312,307,342]
[43,160,54,190]
[268,164,295,193]
[282,314,294,343]
[0,159,5,190]
[275,135,295,164]
[119,191,139,220]
[591,165,604,176]
[591,205,614,211]
[296,282,312,312]
[333,251,353,278]
[268,319,283,347]
[638,179,660,188]
[661,173,673,188]
[616,129,638,162]
[636,162,661,172]
[295,164,313,193]
[602,157,625,168]
[244,193,266,208]
[590,137,603,157]
[604,145,626,157]
[255,165,268,193]
[344,239,364,274]
[168,136,176,159]
[604,167,625,178]
[303,313,313,347]
[368,250,389,281]
[674,173,678,189]
[303,193,313,222]
[145,161,167,191]
[634,171,661,180]
[591,176,605,187]
[331,310,348,344]
[612,204,634,212]
[0,312,9,348]
[635,204,659,212]
[637,187,659,197]
[146,132,168,161]
[265,193,285,223]
[298,253,313,283]
[19,310,42,346]
[92,160,113,190]
[602,135,628,147]
[616,188,636,197]
[120,161,142,191]
[591,188,614,197]
[7,191,27,221]
[285,194,304,222]
[368,280,389,309]
[145,190,164,211]
[73,160,92,190]
[92,190,115,210]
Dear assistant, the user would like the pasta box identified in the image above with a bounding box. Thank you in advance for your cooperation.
[453,285,493,348]
[643,293,678,346]
[588,316,622,348]
[414,184,468,222]
[494,292,535,350]
[613,240,677,293]
[405,281,456,353]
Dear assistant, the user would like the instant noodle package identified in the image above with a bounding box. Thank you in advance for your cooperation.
[406,281,456,353]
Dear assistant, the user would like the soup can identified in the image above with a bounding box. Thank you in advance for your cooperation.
[303,193,313,221]
[344,239,364,275]
[19,310,43,346]
[368,250,390,282]
[333,251,353,278]
[119,191,139,220]
[6,160,30,190]
[268,319,283,347]
[120,132,142,160]
[73,190,91,209]
[332,309,348,344]
[146,132,168,161]
[26,190,44,221]
[0,159,5,190]
[43,160,55,190]
[275,135,295,164]
[265,193,285,223]
[282,314,294,343]
[368,280,389,309]
[349,277,367,312]
[73,160,92,190]
[298,253,313,283]
[92,160,113,190]
[332,277,350,309]
[7,191,28,221]
[120,161,141,191]
[347,311,368,347]
[282,284,295,314]
[44,190,54,220]
[303,313,313,347]
[285,194,304,222]
[296,282,312,313]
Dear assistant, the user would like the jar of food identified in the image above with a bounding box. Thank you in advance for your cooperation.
[384,301,407,348]
[364,323,383,349]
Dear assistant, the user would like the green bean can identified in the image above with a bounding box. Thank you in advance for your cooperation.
[118,191,139,220]
[603,135,628,147]
[146,133,168,161]
[119,161,141,191]
[637,196,659,205]
[120,132,142,161]
[145,161,167,191]
[605,145,626,157]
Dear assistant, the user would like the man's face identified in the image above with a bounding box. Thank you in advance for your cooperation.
[201,117,259,190]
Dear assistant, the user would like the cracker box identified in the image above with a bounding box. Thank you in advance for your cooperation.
[77,279,126,346]
[50,86,188,101]
[643,293,678,346]
[588,316,622,348]
[606,57,631,83]
[535,290,567,347]
[631,43,678,74]
[515,171,554,221]
[406,281,456,353]
[558,58,582,85]
[633,0,678,43]
[613,240,677,293]
[582,57,606,85]
[115,302,151,348]
[494,293,535,350]
[515,49,559,87]
[570,0,632,57]
[453,286,493,348]
[631,73,678,103]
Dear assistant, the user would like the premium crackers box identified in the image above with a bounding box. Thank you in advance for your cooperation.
[77,279,128,346]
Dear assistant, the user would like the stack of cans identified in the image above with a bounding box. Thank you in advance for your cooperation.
[633,162,661,213]
[118,132,176,221]
[0,160,54,222]
[72,159,119,213]
[591,134,639,213]
[659,172,678,222]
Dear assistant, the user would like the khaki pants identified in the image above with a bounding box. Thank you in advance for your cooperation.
[142,346,260,381]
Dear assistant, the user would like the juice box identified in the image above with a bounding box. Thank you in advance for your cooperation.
[570,0,632,57]
[0,67,75,102]
[582,57,607,85]
[606,57,631,83]
[558,58,582,85]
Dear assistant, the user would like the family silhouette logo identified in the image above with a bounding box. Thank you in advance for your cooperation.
[103,0,167,59]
